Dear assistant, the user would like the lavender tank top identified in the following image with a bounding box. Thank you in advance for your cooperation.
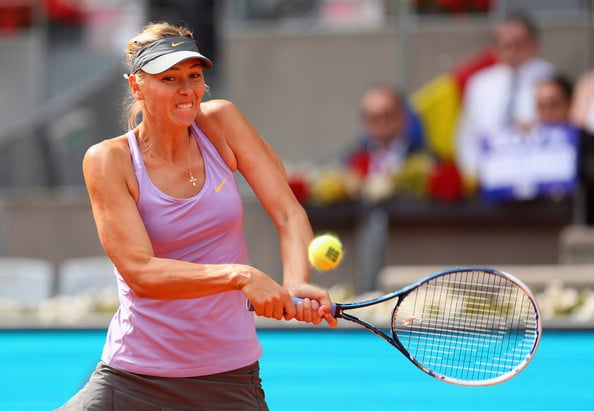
[101,122,262,377]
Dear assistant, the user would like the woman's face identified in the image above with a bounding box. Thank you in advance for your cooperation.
[137,58,206,127]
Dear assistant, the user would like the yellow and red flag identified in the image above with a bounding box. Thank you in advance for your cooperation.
[411,48,497,161]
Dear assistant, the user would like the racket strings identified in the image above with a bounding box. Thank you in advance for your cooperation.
[393,270,539,384]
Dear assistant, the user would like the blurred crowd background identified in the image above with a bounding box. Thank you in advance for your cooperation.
[1,0,594,325]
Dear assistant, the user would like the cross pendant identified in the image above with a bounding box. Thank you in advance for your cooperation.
[189,175,197,186]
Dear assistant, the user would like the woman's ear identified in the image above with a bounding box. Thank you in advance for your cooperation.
[128,74,143,100]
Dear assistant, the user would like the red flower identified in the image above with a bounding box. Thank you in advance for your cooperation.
[0,6,33,34]
[428,161,464,202]
[288,174,310,204]
[42,0,85,24]
[347,150,370,177]
[417,0,492,14]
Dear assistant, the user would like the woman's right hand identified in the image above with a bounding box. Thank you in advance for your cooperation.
[235,267,297,321]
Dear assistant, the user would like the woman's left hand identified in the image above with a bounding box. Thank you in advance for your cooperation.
[285,283,338,328]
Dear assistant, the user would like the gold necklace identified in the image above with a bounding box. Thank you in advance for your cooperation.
[144,134,197,187]
[187,150,197,187]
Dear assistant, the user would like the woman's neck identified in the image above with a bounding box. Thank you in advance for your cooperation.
[137,122,192,159]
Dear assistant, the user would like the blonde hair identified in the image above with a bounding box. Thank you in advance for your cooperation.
[122,22,201,130]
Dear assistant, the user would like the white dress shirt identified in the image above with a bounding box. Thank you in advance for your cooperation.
[455,57,554,176]
[367,138,410,176]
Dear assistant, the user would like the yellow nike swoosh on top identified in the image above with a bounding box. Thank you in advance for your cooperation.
[214,177,227,192]
[171,41,184,47]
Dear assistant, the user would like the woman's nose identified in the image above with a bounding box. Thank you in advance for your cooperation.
[178,80,191,93]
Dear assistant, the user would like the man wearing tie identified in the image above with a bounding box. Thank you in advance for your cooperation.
[455,12,554,182]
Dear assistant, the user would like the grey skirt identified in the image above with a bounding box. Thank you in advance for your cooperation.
[56,361,269,411]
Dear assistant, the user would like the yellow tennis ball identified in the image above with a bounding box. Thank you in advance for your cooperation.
[308,234,343,271]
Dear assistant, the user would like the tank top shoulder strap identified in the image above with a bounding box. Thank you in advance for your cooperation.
[125,130,150,193]
[126,130,145,171]
[190,122,229,172]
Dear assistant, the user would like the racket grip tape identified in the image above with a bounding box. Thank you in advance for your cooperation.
[247,297,337,316]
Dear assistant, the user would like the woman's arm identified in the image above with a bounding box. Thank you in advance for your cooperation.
[83,136,294,320]
[199,100,337,327]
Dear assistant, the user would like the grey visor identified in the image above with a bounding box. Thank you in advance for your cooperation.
[129,36,213,75]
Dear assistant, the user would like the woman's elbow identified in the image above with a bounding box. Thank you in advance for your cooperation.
[113,258,157,298]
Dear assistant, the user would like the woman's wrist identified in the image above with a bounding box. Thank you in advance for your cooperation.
[283,277,311,294]
[228,265,252,290]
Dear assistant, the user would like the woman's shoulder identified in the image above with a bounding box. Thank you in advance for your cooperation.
[196,99,246,171]
[87,134,129,157]
[84,134,131,173]
[197,99,252,135]
[199,99,243,121]
[83,134,140,199]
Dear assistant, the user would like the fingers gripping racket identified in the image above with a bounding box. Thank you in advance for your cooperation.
[249,266,542,386]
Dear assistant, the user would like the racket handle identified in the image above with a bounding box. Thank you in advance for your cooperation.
[247,297,337,316]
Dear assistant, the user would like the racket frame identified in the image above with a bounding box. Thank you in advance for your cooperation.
[333,266,543,386]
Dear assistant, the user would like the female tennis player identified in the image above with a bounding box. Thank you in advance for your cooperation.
[57,21,336,411]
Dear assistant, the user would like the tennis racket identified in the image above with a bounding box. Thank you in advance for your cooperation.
[249,266,542,386]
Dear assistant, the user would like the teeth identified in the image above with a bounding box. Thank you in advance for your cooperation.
[176,103,193,109]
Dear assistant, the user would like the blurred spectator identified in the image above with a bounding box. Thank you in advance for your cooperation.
[571,71,594,132]
[455,11,554,182]
[344,85,424,178]
[570,70,594,225]
[536,74,573,125]
[477,74,578,202]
